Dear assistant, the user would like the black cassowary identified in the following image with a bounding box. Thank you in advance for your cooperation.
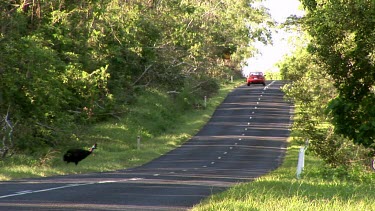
[63,143,97,165]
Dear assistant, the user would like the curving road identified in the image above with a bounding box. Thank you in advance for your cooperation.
[0,80,293,210]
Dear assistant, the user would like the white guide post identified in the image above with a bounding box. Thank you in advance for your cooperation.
[296,139,309,179]
[137,136,141,150]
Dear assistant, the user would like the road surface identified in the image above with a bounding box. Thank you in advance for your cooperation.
[0,80,293,210]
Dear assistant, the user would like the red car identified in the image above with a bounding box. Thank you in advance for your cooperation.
[247,72,266,86]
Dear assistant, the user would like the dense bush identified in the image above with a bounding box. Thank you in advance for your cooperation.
[0,1,273,158]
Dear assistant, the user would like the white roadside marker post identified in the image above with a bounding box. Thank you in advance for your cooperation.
[296,139,309,179]
[137,136,141,150]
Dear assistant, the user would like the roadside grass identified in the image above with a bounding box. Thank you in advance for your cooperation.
[0,80,242,181]
[191,137,375,211]
[2,79,375,211]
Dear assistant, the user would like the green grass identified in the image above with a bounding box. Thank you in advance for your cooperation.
[0,80,242,181]
[2,79,375,211]
[191,138,375,211]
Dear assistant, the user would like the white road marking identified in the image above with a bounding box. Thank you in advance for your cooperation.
[97,180,117,184]
[218,157,221,159]
[16,190,33,194]
[0,183,91,199]
[264,80,276,90]
[224,152,228,154]
[0,178,143,199]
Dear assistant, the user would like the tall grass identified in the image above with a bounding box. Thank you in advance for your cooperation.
[191,138,375,211]
[0,80,242,181]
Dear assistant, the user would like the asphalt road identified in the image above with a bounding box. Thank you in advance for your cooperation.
[0,80,293,211]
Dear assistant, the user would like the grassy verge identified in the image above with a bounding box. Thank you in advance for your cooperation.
[2,79,374,211]
[0,80,243,181]
[191,137,375,211]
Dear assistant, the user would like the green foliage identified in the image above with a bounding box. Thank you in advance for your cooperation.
[281,1,375,169]
[0,79,242,180]
[264,71,282,80]
[280,44,372,168]
[301,0,375,150]
[0,0,272,158]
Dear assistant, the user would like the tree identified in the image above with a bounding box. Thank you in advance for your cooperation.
[301,0,375,150]
[0,0,273,156]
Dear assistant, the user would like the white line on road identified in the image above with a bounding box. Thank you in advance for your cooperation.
[264,80,276,90]
[0,178,143,199]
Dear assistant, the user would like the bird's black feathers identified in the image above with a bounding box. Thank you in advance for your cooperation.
[63,143,97,165]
